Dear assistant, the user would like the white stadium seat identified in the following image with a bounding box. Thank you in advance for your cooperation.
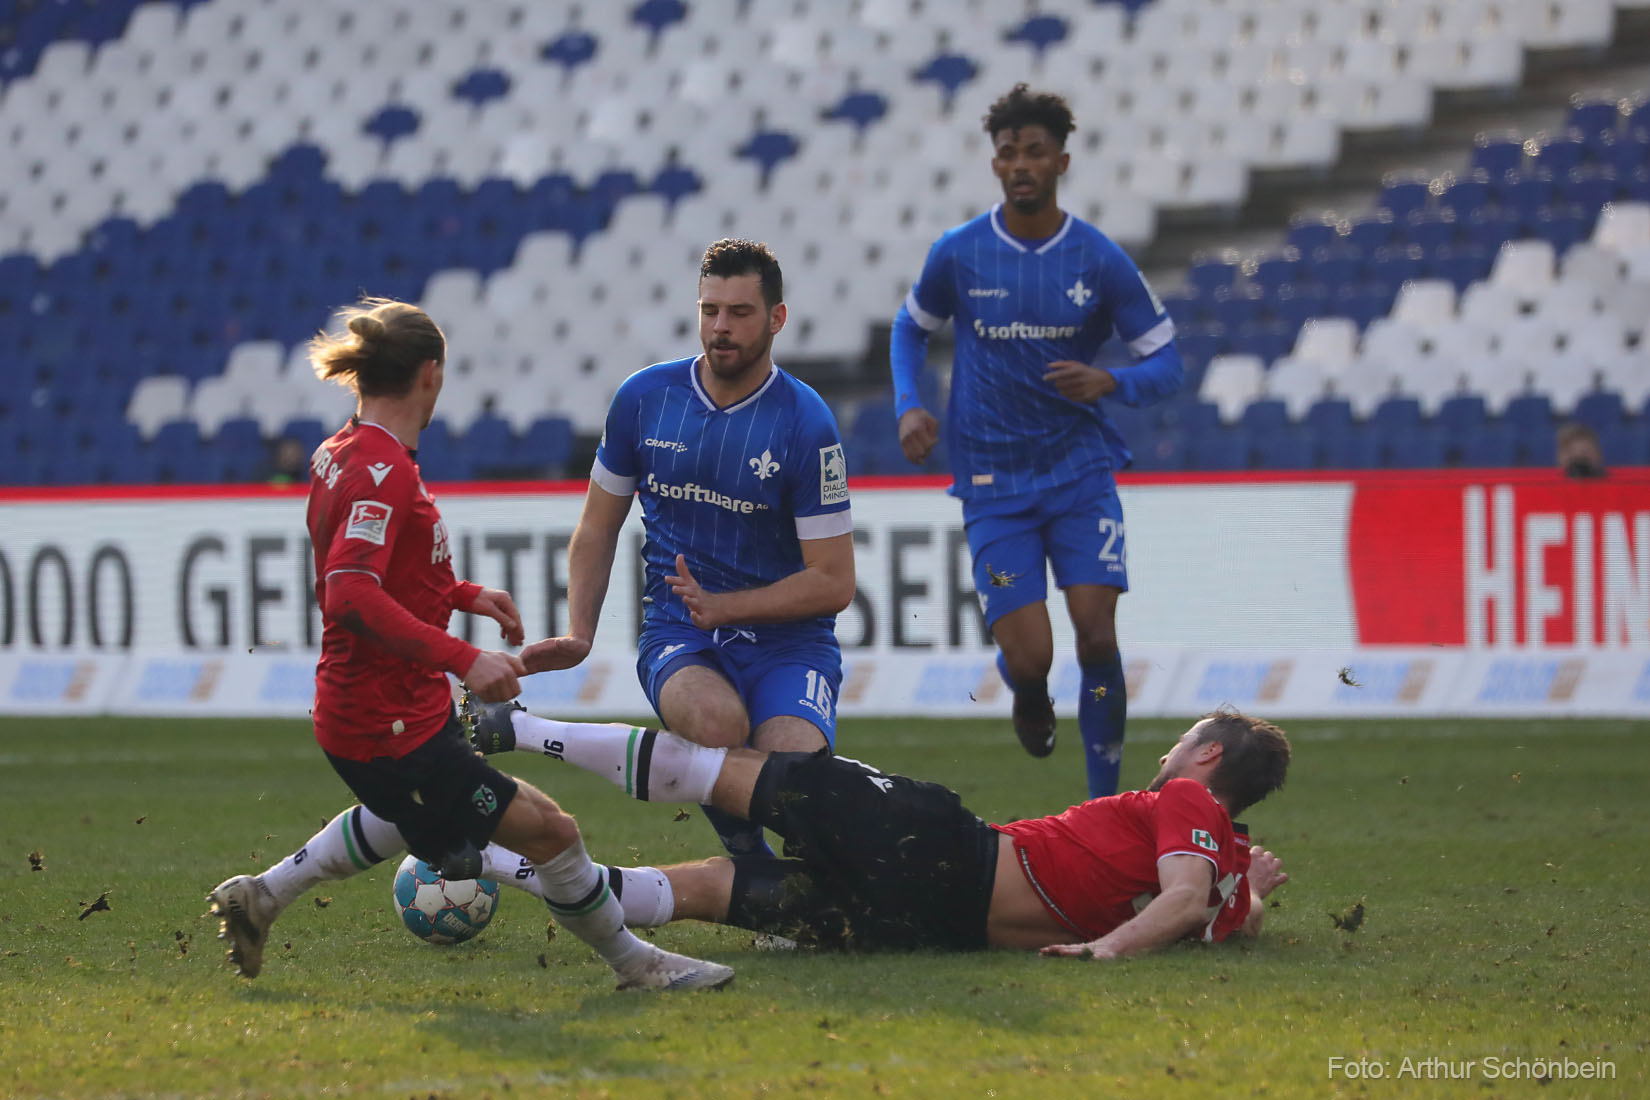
[1200,354,1267,422]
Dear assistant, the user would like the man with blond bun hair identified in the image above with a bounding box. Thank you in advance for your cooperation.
[207,298,734,993]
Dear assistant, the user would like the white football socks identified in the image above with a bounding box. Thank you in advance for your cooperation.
[535,838,651,973]
[260,805,405,907]
[510,712,725,803]
[607,865,676,927]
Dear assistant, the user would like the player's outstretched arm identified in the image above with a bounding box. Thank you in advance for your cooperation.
[522,482,632,673]
[1041,854,1214,961]
[1238,847,1288,938]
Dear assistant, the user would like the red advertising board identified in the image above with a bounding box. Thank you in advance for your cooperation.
[1349,472,1650,647]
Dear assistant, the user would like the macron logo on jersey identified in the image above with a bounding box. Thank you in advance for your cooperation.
[367,462,393,486]
[642,472,763,514]
[972,319,1080,341]
[345,500,393,545]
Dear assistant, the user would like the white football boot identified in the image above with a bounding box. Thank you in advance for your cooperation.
[207,874,284,978]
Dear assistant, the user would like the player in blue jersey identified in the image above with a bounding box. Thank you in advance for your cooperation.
[517,239,856,857]
[888,85,1184,798]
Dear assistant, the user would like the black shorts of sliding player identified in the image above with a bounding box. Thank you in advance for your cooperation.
[741,749,997,951]
[326,709,519,876]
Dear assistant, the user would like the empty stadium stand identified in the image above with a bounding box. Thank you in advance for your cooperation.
[0,0,1646,485]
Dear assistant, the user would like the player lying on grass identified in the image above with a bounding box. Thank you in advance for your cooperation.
[466,700,1291,956]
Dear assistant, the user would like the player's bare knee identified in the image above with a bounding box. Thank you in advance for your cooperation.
[1075,632,1118,669]
[677,702,750,750]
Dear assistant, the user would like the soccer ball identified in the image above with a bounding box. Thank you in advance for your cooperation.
[392,855,500,945]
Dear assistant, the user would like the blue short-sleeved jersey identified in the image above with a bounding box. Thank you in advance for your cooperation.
[592,356,853,641]
[901,204,1178,500]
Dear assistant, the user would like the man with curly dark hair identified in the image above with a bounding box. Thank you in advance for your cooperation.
[888,84,1185,799]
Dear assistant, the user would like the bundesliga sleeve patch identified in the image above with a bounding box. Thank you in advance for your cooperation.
[345,500,393,545]
[818,444,848,506]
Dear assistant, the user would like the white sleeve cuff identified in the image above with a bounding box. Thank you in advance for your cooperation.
[590,455,636,497]
[904,289,947,332]
[1127,316,1176,358]
[325,568,382,584]
[795,509,854,540]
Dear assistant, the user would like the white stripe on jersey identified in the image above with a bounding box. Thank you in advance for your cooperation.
[590,455,635,496]
[904,288,947,331]
[795,509,854,540]
[1128,316,1177,358]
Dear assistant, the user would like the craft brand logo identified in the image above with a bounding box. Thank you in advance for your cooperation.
[967,287,1009,298]
[644,437,688,453]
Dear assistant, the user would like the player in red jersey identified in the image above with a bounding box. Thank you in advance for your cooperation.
[207,299,732,991]
[464,700,1290,957]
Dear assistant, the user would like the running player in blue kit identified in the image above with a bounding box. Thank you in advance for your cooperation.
[889,85,1184,798]
[517,239,855,856]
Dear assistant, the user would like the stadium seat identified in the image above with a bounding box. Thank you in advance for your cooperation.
[1199,355,1265,423]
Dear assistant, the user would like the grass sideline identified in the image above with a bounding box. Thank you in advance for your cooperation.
[1,714,1644,1099]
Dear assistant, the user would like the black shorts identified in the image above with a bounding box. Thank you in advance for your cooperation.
[325,710,519,869]
[744,750,998,952]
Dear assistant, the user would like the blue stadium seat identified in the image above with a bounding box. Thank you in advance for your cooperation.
[463,414,515,474]
[1005,14,1068,54]
[1186,254,1239,294]
[1515,424,1556,467]
[1186,424,1249,470]
[1567,98,1621,138]
[1271,283,1330,332]
[1305,397,1353,435]
[1560,166,1618,211]
[1437,395,1488,436]
[737,129,801,185]
[1471,133,1526,177]
[518,416,574,474]
[1464,207,1522,252]
[913,53,981,105]
[1500,166,1560,225]
[1631,98,1650,133]
[825,90,888,133]
[1342,283,1399,329]
[1429,245,1491,292]
[1504,394,1554,433]
[1231,320,1295,365]
[1627,167,1650,203]
[1530,205,1592,255]
[1344,212,1396,251]
[1286,215,1340,254]
[1571,391,1625,431]
[542,29,598,70]
[652,157,703,205]
[1534,132,1586,176]
[1308,244,1366,287]
[1384,424,1449,468]
[1159,291,1201,328]
[1367,244,1427,288]
[1249,249,1301,293]
[1372,396,1424,436]
[362,105,420,144]
[148,421,205,484]
[1239,398,1289,434]
[414,420,470,482]
[279,419,328,456]
[1252,424,1314,469]
[1404,208,1459,250]
[632,0,688,37]
[1599,421,1650,466]
[1439,171,1493,219]
[1206,285,1264,330]
[1378,173,1431,219]
[1596,129,1650,178]
[1173,324,1226,369]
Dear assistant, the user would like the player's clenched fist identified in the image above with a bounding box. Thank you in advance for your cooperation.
[898,407,939,465]
[462,650,526,702]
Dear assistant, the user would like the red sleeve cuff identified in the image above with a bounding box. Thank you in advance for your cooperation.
[451,580,484,612]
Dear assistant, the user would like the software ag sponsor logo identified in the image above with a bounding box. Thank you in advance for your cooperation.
[643,472,765,513]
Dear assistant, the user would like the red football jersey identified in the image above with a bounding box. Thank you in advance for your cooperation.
[993,778,1252,943]
[307,420,468,761]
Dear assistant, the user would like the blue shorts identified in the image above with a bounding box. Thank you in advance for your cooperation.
[962,470,1128,628]
[636,623,841,748]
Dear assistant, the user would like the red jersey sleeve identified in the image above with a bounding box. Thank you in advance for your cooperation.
[1154,779,1252,942]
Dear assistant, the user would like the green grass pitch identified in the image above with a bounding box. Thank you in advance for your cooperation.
[1,713,1644,1099]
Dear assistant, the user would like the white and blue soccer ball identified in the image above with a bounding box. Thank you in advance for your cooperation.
[392,855,500,945]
